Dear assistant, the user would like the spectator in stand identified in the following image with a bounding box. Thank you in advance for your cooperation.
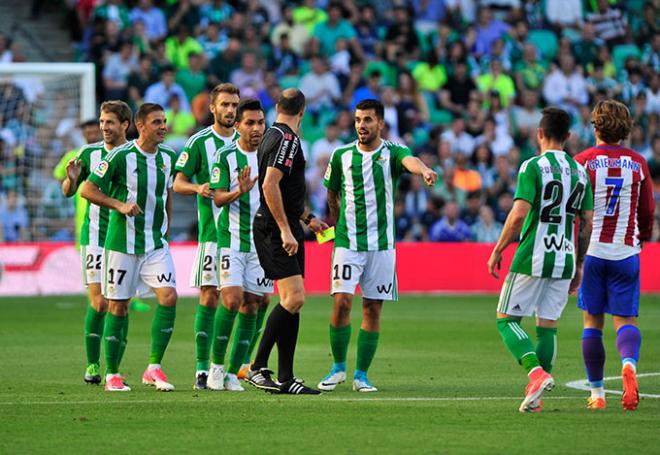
[572,23,602,68]
[586,61,621,99]
[293,0,327,33]
[487,155,516,203]
[545,0,583,32]
[641,34,660,76]
[396,71,430,135]
[311,3,358,58]
[586,0,629,47]
[412,51,448,93]
[93,0,131,31]
[634,3,658,48]
[207,38,242,86]
[494,191,514,225]
[476,116,513,157]
[0,33,14,63]
[412,0,447,34]
[0,190,29,242]
[230,51,265,96]
[471,143,495,189]
[167,0,201,35]
[473,6,509,57]
[271,5,310,56]
[380,86,401,139]
[385,5,421,61]
[270,33,300,78]
[198,22,227,60]
[542,54,588,117]
[511,89,542,140]
[471,205,502,242]
[144,65,190,112]
[513,44,545,91]
[433,165,467,209]
[621,66,646,105]
[440,60,477,116]
[429,201,472,242]
[442,116,475,157]
[461,190,482,226]
[130,0,167,41]
[127,54,158,110]
[477,59,516,108]
[646,73,660,115]
[199,0,234,29]
[175,53,206,106]
[165,25,203,70]
[355,7,379,59]
[454,153,482,193]
[309,121,342,176]
[299,55,341,116]
[103,41,137,100]
[351,70,382,111]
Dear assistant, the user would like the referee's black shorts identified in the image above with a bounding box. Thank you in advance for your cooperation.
[253,213,305,280]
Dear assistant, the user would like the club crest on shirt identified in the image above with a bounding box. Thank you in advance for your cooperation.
[210,166,220,184]
[94,161,109,178]
[176,151,189,168]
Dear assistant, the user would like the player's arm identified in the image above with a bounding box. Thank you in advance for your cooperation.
[61,157,82,197]
[173,172,213,198]
[262,166,299,255]
[213,166,257,207]
[299,207,328,234]
[401,156,438,186]
[327,189,341,224]
[166,188,172,239]
[637,163,655,242]
[487,199,531,278]
[569,208,593,294]
[80,181,142,216]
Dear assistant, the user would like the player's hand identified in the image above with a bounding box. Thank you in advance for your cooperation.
[569,268,583,295]
[421,168,438,187]
[487,250,502,279]
[120,202,143,217]
[197,183,213,199]
[281,229,299,256]
[238,166,258,194]
[65,158,82,183]
[307,217,329,234]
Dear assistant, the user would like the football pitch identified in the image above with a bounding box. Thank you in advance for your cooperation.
[1,294,659,454]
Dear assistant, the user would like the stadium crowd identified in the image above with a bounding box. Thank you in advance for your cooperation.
[0,0,659,242]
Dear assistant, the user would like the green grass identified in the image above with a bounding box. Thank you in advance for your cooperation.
[1,294,659,454]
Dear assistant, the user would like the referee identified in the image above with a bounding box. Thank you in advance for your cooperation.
[246,88,328,395]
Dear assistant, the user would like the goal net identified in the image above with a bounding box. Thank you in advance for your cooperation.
[0,63,95,242]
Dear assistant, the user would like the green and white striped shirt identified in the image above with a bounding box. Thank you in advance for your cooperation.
[75,141,110,248]
[175,126,239,243]
[88,140,177,255]
[510,150,593,279]
[324,140,412,251]
[209,141,259,252]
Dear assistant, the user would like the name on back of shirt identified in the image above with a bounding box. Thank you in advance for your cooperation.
[586,157,641,172]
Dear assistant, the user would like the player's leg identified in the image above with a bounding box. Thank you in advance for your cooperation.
[140,248,177,391]
[239,294,270,379]
[352,249,397,392]
[225,292,261,391]
[208,286,242,390]
[609,255,641,411]
[82,246,106,384]
[101,249,136,392]
[578,255,608,408]
[319,248,363,391]
[191,242,220,389]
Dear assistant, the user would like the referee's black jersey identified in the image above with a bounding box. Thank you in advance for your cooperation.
[257,122,306,222]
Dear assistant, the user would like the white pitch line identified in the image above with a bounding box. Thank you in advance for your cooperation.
[565,372,660,398]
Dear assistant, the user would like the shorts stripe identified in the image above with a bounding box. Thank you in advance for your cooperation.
[81,245,88,286]
[504,273,518,314]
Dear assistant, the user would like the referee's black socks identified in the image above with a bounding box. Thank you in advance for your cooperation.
[252,303,300,383]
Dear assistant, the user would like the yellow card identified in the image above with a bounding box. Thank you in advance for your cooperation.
[316,226,335,244]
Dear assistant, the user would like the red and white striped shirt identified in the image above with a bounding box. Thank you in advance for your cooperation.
[574,145,654,260]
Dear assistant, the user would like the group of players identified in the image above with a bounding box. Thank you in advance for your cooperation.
[62,82,652,409]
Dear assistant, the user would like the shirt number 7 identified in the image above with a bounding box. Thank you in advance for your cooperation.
[604,177,623,216]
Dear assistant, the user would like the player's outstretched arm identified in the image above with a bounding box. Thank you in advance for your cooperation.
[173,172,212,198]
[80,181,142,216]
[401,156,438,186]
[570,209,593,294]
[487,199,531,278]
[61,159,82,198]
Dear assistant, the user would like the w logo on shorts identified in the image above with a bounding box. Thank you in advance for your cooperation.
[157,273,172,283]
[376,283,393,294]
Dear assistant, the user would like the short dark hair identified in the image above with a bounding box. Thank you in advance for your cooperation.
[135,103,164,124]
[210,83,240,104]
[277,88,305,115]
[236,98,264,122]
[539,107,571,143]
[80,119,98,129]
[100,100,132,126]
[355,99,384,120]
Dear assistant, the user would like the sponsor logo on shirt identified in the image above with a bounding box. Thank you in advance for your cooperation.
[176,151,189,168]
[543,233,574,252]
[210,166,220,184]
[324,163,332,180]
[94,161,109,178]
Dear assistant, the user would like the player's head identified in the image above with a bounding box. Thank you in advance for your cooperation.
[80,119,101,144]
[355,99,384,147]
[276,88,305,122]
[135,103,166,145]
[537,107,571,148]
[99,100,131,146]
[591,99,633,145]
[235,98,265,150]
[210,83,240,129]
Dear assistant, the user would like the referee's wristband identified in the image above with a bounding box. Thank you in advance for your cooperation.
[303,213,316,225]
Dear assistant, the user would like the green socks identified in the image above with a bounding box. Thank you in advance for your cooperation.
[84,305,106,365]
[244,305,267,364]
[228,312,257,374]
[356,329,379,373]
[149,304,176,365]
[104,313,126,375]
[497,317,540,374]
[330,324,352,364]
[536,326,558,373]
[212,305,237,365]
[194,304,217,371]
[117,313,129,365]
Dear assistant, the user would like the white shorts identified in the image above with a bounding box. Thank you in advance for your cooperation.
[331,247,398,301]
[497,272,570,320]
[102,247,177,300]
[189,242,219,288]
[81,245,103,286]
[217,247,273,296]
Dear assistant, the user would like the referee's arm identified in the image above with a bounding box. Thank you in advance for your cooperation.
[262,166,299,256]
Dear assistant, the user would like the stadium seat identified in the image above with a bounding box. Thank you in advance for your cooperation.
[612,44,641,75]
[528,29,558,62]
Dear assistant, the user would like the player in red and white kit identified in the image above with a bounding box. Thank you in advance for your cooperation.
[574,100,654,411]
